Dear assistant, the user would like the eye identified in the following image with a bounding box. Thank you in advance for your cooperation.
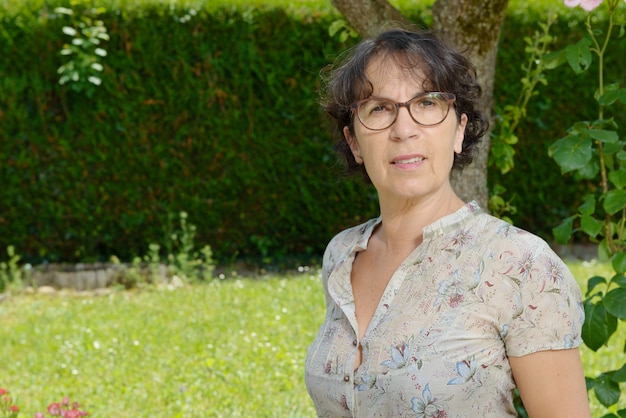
[420,99,436,108]
[362,99,394,115]
[420,96,437,107]
[414,94,443,110]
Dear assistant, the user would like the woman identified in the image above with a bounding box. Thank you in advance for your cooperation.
[304,29,590,417]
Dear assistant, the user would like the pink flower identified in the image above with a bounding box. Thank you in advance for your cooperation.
[564,0,603,11]
[35,413,45,418]
[10,405,19,412]
[48,402,62,415]
[0,388,7,396]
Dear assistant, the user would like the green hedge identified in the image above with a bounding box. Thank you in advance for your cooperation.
[0,2,623,265]
[0,4,380,264]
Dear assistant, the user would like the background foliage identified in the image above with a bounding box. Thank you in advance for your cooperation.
[0,0,624,266]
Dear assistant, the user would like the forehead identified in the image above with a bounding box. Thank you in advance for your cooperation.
[364,55,428,96]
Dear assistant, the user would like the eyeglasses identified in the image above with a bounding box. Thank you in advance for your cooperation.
[350,92,456,131]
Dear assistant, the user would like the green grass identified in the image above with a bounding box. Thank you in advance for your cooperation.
[0,272,324,417]
[1,260,624,417]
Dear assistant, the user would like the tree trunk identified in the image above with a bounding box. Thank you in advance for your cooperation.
[330,0,509,209]
[330,0,412,38]
[432,0,509,209]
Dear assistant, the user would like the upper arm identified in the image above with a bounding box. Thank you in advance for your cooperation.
[509,348,590,418]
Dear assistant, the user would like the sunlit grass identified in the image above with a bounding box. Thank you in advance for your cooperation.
[1,259,624,416]
[0,272,324,417]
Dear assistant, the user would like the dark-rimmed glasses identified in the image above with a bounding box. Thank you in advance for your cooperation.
[350,92,456,131]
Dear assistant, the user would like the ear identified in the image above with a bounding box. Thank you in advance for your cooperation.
[343,126,363,164]
[454,114,468,154]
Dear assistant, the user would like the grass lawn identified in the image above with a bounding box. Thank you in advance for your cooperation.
[0,272,323,417]
[0,260,624,417]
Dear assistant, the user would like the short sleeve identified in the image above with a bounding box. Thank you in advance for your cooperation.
[496,235,584,357]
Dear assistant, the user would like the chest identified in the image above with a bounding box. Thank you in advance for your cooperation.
[350,249,410,340]
[307,264,514,417]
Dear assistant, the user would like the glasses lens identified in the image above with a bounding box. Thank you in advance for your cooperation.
[409,93,450,126]
[357,99,397,130]
[355,93,453,130]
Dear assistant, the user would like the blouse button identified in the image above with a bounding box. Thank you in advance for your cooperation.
[352,340,358,347]
[343,375,350,382]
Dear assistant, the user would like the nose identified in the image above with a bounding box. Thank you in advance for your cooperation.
[390,104,419,140]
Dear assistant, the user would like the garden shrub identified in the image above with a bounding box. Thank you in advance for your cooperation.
[0,1,623,265]
[491,3,626,238]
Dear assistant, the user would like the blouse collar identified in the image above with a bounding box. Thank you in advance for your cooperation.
[354,200,482,251]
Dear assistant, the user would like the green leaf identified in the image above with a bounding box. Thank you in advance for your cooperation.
[548,134,593,173]
[489,194,505,208]
[542,48,568,69]
[613,274,626,288]
[599,239,612,261]
[604,288,626,318]
[612,252,626,274]
[579,195,596,216]
[582,300,617,351]
[609,168,626,189]
[588,129,619,143]
[566,37,592,74]
[580,215,603,237]
[586,276,607,296]
[591,117,618,130]
[570,120,592,134]
[604,189,626,215]
[612,362,626,382]
[328,20,346,37]
[575,159,599,179]
[618,409,626,418]
[598,85,626,105]
[598,89,621,106]
[594,375,621,407]
[552,216,575,244]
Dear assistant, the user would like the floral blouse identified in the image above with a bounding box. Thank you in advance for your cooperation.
[305,202,584,417]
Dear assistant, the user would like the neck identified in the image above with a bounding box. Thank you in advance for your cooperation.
[376,191,465,253]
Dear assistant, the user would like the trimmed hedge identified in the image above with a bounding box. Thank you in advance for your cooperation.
[0,2,624,265]
[0,4,381,264]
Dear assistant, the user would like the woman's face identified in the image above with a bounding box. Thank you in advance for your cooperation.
[343,57,467,204]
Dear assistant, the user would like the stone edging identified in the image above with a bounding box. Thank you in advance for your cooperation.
[14,243,598,291]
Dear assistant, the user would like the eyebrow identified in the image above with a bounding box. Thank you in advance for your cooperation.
[366,91,433,101]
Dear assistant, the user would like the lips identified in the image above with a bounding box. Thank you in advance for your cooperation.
[391,155,425,164]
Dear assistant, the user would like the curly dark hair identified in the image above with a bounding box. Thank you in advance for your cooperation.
[321,28,489,182]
